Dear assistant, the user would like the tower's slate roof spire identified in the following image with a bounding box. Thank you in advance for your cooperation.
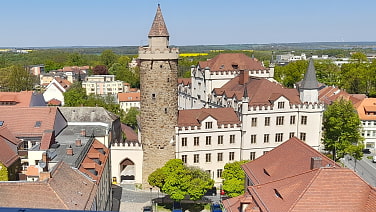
[148,4,169,37]
[301,58,319,89]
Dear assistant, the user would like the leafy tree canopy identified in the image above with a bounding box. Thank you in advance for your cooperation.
[322,99,364,161]
[274,60,307,88]
[222,160,249,198]
[148,159,214,201]
[122,107,139,129]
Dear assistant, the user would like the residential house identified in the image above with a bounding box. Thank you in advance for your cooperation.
[0,125,22,181]
[319,85,366,105]
[223,137,376,212]
[118,92,140,113]
[82,75,124,96]
[43,77,72,106]
[356,98,376,150]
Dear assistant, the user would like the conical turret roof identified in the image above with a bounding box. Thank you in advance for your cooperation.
[148,4,169,37]
[301,58,319,89]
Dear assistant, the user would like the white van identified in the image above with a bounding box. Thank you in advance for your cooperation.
[373,156,376,163]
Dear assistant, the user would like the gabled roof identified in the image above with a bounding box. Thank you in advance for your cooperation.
[0,162,96,210]
[300,58,319,90]
[178,78,191,86]
[356,98,376,120]
[59,107,118,123]
[148,4,169,37]
[248,168,376,212]
[178,107,240,127]
[214,76,301,106]
[0,126,20,167]
[198,53,267,72]
[118,92,140,102]
[319,86,366,105]
[242,137,340,185]
[0,107,60,137]
[0,91,34,107]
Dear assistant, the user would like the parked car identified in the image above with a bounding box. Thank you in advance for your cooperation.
[363,149,371,154]
[143,206,152,212]
[173,201,182,212]
[373,156,376,163]
[210,203,223,212]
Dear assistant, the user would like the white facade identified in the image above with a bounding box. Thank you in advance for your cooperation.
[82,75,124,96]
[43,79,66,105]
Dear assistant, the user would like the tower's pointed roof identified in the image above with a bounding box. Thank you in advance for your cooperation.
[148,4,169,37]
[301,58,319,89]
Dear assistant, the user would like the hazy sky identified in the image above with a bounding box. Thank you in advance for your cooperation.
[1,0,375,47]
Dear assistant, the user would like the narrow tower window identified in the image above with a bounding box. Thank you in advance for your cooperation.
[165,108,167,114]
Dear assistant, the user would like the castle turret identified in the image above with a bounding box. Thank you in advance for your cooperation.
[300,58,319,103]
[138,4,179,187]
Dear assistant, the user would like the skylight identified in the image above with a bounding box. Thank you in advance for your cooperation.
[34,121,42,128]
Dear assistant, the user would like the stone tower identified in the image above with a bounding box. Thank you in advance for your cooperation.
[138,4,179,187]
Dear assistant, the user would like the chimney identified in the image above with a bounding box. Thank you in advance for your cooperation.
[81,129,86,137]
[66,145,73,156]
[75,138,82,147]
[42,152,48,163]
[310,157,322,169]
[239,70,249,85]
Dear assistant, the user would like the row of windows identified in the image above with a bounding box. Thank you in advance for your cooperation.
[250,132,306,143]
[181,152,235,164]
[249,151,269,160]
[203,169,223,178]
[362,121,376,126]
[251,115,308,127]
[182,135,236,146]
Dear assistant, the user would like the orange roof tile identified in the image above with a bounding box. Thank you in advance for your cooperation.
[242,137,340,185]
[178,107,240,127]
[118,92,140,102]
[178,78,191,86]
[0,126,20,167]
[199,53,267,72]
[356,98,376,120]
[0,91,34,107]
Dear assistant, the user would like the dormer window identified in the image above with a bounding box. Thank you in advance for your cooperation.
[232,64,238,69]
[278,102,285,109]
[34,121,42,128]
[205,122,213,129]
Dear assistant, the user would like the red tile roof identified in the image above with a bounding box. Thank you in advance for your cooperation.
[214,76,301,106]
[356,98,376,121]
[199,53,267,72]
[178,78,191,86]
[319,86,365,105]
[118,92,140,102]
[47,98,62,106]
[0,126,20,167]
[0,91,35,107]
[242,137,340,185]
[0,107,60,137]
[248,168,376,212]
[178,107,240,127]
[121,123,138,142]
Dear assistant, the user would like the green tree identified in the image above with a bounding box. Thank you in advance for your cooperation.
[67,52,86,66]
[222,160,249,197]
[122,107,140,129]
[322,99,364,161]
[6,65,36,92]
[100,49,118,68]
[148,159,214,202]
[274,60,308,88]
[63,82,87,106]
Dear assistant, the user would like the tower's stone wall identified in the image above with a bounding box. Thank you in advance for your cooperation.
[139,58,178,187]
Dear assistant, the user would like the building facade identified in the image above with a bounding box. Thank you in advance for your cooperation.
[82,75,124,96]
[139,4,179,187]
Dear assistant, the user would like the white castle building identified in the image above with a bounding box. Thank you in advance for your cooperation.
[177,54,324,185]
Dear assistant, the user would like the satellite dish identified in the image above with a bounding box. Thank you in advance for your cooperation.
[39,161,46,169]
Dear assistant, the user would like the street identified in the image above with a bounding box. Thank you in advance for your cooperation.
[342,154,376,186]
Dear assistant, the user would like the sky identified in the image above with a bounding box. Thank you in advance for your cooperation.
[1,0,375,47]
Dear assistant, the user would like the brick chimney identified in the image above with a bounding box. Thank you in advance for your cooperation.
[310,157,322,169]
[75,139,82,147]
[66,145,73,156]
[81,129,86,137]
[239,70,249,85]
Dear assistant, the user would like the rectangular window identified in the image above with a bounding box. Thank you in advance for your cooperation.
[217,169,223,178]
[230,135,235,144]
[264,117,270,126]
[206,153,211,162]
[251,135,257,144]
[182,155,187,163]
[300,132,306,141]
[206,136,212,145]
[264,134,270,143]
[290,115,296,125]
[250,152,256,160]
[217,153,223,162]
[275,133,283,142]
[278,102,285,109]
[276,116,284,125]
[289,132,295,138]
[229,152,235,161]
[218,135,224,145]
[251,118,257,127]
[205,122,213,129]
[194,154,199,163]
[194,137,199,146]
[181,137,187,147]
[301,116,308,125]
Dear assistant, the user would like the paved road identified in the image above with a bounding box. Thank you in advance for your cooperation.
[342,154,376,186]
